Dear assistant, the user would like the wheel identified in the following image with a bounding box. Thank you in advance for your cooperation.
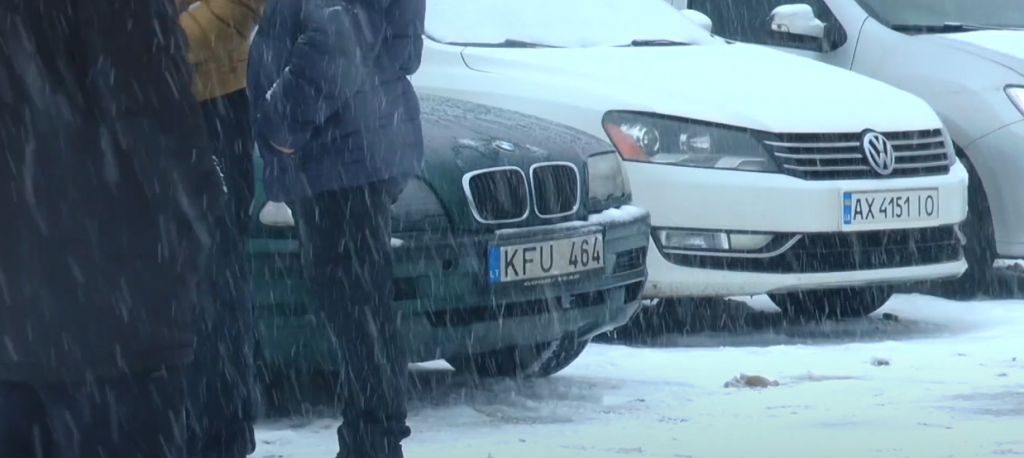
[445,335,591,378]
[936,151,998,299]
[602,298,694,341]
[768,287,893,321]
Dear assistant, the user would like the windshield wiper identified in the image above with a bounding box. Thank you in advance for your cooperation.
[626,39,691,47]
[442,39,561,48]
[889,22,1021,34]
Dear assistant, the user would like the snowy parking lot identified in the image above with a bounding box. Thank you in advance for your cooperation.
[254,294,1024,458]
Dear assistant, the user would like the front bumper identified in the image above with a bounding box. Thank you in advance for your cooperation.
[255,206,650,369]
[627,160,969,298]
[645,244,967,297]
[964,120,1024,258]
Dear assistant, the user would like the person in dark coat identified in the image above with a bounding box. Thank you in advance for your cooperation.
[0,0,225,457]
[176,0,268,456]
[248,0,426,457]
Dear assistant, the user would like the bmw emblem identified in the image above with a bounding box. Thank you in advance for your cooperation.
[492,140,516,152]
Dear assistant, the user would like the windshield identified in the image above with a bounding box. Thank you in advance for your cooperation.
[426,0,721,48]
[858,0,1024,29]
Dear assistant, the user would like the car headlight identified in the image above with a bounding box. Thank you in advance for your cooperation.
[587,151,632,211]
[1008,86,1024,116]
[391,178,450,232]
[601,110,778,173]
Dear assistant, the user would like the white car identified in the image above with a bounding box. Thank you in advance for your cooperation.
[676,0,1024,293]
[413,0,969,318]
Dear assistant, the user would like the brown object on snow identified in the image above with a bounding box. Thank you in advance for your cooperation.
[724,373,780,388]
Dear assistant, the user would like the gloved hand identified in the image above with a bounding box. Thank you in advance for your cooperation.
[258,201,295,227]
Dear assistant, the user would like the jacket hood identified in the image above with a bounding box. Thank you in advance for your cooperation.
[927,30,1024,77]
[459,43,942,133]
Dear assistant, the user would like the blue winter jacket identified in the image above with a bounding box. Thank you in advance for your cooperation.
[248,0,425,201]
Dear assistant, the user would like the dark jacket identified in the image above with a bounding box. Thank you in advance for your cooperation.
[0,0,226,381]
[248,0,426,201]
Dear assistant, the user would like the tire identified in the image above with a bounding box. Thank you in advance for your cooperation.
[445,335,591,379]
[768,287,893,321]
[935,152,998,299]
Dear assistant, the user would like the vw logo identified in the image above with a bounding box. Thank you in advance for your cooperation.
[861,131,895,175]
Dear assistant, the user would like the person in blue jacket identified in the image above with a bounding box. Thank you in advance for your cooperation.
[248,0,425,457]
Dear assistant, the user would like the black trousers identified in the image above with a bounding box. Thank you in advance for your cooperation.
[0,367,187,458]
[293,178,411,458]
[190,88,257,458]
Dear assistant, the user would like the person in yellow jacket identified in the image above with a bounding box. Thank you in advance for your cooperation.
[178,1,266,457]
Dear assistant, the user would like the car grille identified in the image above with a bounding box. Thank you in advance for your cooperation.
[613,247,646,274]
[531,162,580,218]
[764,129,952,180]
[464,164,581,224]
[464,167,530,223]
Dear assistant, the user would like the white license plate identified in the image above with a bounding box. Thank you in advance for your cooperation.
[488,233,604,283]
[843,189,939,226]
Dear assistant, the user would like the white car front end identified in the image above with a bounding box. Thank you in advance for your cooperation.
[414,0,968,301]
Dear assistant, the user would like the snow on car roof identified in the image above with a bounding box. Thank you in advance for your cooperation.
[426,0,719,48]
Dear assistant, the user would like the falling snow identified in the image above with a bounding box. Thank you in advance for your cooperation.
[3,0,1023,457]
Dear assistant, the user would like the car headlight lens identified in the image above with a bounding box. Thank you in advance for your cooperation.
[391,178,450,232]
[587,151,632,210]
[1008,86,1024,116]
[601,111,778,173]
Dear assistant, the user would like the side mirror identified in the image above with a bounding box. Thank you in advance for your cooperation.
[769,4,825,39]
[680,9,713,34]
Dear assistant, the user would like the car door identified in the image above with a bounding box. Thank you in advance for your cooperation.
[687,0,859,69]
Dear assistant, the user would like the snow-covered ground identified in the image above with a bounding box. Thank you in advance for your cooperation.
[256,294,1024,458]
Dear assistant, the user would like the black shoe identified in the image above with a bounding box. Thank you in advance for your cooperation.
[336,425,405,458]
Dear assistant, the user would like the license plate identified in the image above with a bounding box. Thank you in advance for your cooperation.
[488,233,604,283]
[843,189,939,226]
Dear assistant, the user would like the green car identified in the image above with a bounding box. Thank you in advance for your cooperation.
[250,95,650,379]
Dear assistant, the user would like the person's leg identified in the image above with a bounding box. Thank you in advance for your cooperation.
[293,179,411,458]
[213,89,256,238]
[39,366,188,458]
[190,89,257,458]
[0,382,51,458]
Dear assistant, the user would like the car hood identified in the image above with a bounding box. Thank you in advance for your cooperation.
[927,30,1024,77]
[458,43,941,133]
[419,94,612,174]
[416,95,616,231]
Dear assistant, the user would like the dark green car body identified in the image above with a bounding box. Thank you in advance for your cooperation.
[250,95,649,376]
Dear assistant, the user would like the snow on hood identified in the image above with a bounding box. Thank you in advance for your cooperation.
[942,30,1024,61]
[460,43,941,133]
[426,0,720,48]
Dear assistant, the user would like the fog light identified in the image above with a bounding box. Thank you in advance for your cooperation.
[658,229,730,250]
